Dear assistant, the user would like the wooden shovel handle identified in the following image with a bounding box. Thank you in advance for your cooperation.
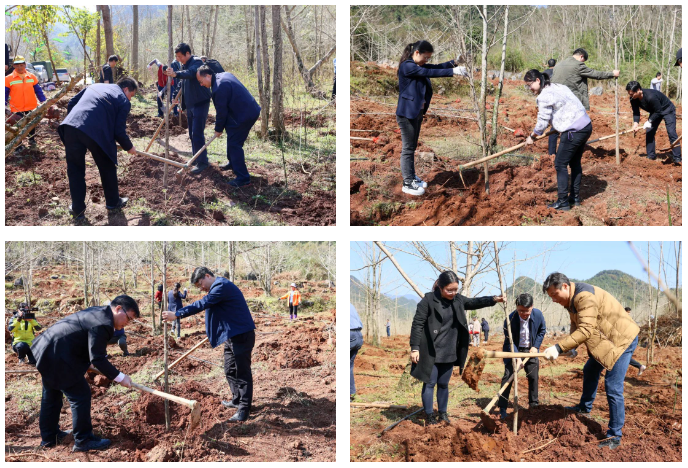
[130,382,196,408]
[483,358,530,413]
[484,351,547,358]
[153,336,209,380]
[179,134,218,172]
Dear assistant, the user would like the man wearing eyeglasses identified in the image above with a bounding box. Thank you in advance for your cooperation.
[551,48,619,111]
[161,266,256,422]
[30,295,139,452]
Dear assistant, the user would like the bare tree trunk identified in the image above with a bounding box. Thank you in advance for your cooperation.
[489,6,509,151]
[255,6,267,140]
[260,6,271,137]
[41,29,60,85]
[373,241,424,298]
[185,6,194,52]
[614,31,620,165]
[163,6,172,189]
[228,241,236,282]
[96,11,101,72]
[674,241,681,317]
[665,9,677,100]
[100,5,115,58]
[132,6,139,80]
[209,5,220,59]
[271,6,286,137]
[162,240,170,429]
[150,242,157,333]
[83,242,88,306]
[244,6,254,71]
[479,5,489,193]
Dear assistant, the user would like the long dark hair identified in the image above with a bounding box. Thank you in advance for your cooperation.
[524,69,550,91]
[399,40,434,70]
[172,282,181,299]
[432,270,460,292]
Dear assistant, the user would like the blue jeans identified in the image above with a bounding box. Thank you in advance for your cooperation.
[396,113,423,184]
[421,362,454,414]
[187,101,210,166]
[39,378,94,445]
[225,118,258,183]
[578,335,638,439]
[386,326,390,337]
[350,329,363,395]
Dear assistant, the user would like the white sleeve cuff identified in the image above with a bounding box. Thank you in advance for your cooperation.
[113,372,125,383]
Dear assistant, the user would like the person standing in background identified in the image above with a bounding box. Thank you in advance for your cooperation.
[350,304,363,401]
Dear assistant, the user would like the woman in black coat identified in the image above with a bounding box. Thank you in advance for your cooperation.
[410,271,504,424]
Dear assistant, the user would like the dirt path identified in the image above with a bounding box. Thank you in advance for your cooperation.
[350,64,682,226]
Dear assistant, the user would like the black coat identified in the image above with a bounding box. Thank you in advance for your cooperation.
[31,306,121,389]
[410,290,495,383]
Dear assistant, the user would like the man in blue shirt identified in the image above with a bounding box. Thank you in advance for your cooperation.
[162,267,255,422]
[497,293,547,420]
[350,304,363,401]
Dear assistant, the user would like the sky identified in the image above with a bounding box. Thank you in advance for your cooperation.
[350,241,681,298]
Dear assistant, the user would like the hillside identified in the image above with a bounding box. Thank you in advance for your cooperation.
[350,276,417,324]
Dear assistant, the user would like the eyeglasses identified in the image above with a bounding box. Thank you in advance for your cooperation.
[125,310,136,323]
[443,289,459,294]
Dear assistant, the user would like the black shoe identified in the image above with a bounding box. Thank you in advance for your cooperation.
[40,429,72,448]
[568,196,581,206]
[499,408,507,420]
[227,178,251,188]
[190,163,209,175]
[219,162,233,171]
[547,200,570,211]
[228,409,249,422]
[530,402,539,408]
[350,393,356,402]
[565,405,590,414]
[647,156,657,161]
[598,438,620,450]
[438,412,450,423]
[425,413,439,425]
[72,438,111,452]
[673,159,682,164]
[221,400,239,409]
[106,197,128,210]
[68,204,86,220]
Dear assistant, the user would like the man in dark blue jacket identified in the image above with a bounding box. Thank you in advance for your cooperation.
[58,77,138,219]
[197,65,261,187]
[99,55,119,83]
[162,267,256,422]
[497,293,547,419]
[31,295,138,452]
[164,43,212,174]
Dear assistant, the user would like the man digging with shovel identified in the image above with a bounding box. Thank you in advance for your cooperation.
[541,272,640,450]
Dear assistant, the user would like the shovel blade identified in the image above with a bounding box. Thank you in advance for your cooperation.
[189,402,201,430]
[480,410,497,432]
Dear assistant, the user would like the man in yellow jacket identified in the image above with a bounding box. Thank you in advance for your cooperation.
[279,283,301,320]
[8,304,42,365]
[5,56,47,150]
[542,272,639,451]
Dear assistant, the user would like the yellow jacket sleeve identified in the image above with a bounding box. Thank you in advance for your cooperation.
[557,292,598,352]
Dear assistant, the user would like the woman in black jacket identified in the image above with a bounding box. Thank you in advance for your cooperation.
[410,271,504,424]
[396,41,463,196]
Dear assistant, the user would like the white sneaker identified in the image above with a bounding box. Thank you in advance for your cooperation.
[638,365,646,376]
[402,180,425,196]
[414,175,428,188]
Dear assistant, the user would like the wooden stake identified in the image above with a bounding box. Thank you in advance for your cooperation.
[615,36,620,165]
[153,336,209,380]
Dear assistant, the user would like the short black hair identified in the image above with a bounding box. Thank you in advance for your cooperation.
[547,58,556,68]
[197,64,214,78]
[111,295,140,318]
[656,72,662,77]
[542,272,570,294]
[175,43,192,56]
[117,76,138,92]
[572,48,588,61]
[222,271,230,279]
[515,293,534,308]
[190,266,214,285]
[626,80,641,92]
[157,284,163,291]
[108,55,119,62]
[624,307,631,312]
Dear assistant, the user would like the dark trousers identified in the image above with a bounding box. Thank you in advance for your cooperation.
[332,77,336,98]
[350,329,363,395]
[498,349,539,409]
[483,330,489,342]
[396,113,423,184]
[386,326,390,337]
[63,125,120,215]
[156,84,165,117]
[646,112,681,161]
[629,357,643,369]
[171,317,181,337]
[12,341,36,364]
[223,330,255,411]
[15,111,36,142]
[554,122,592,202]
[289,304,298,318]
[225,117,258,183]
[187,101,210,166]
[39,377,93,445]
[107,335,128,355]
[421,362,454,414]
[548,132,559,155]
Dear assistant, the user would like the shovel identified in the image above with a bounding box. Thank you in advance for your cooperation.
[177,134,218,173]
[462,349,549,391]
[479,358,531,431]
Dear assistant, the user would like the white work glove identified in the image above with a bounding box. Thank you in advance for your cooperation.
[452,66,467,76]
[643,120,653,133]
[562,349,578,358]
[543,345,559,361]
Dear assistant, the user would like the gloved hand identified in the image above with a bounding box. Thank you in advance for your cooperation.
[543,345,559,361]
[563,349,578,358]
[643,120,653,133]
[452,66,467,76]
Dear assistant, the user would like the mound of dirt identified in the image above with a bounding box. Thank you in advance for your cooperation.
[254,325,333,369]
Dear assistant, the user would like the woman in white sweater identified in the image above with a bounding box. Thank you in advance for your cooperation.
[523,69,593,211]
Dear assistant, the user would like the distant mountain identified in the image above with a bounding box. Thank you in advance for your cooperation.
[392,293,420,304]
[350,276,418,323]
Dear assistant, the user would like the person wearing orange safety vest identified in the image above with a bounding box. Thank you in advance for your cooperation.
[280,283,302,320]
[5,55,47,150]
